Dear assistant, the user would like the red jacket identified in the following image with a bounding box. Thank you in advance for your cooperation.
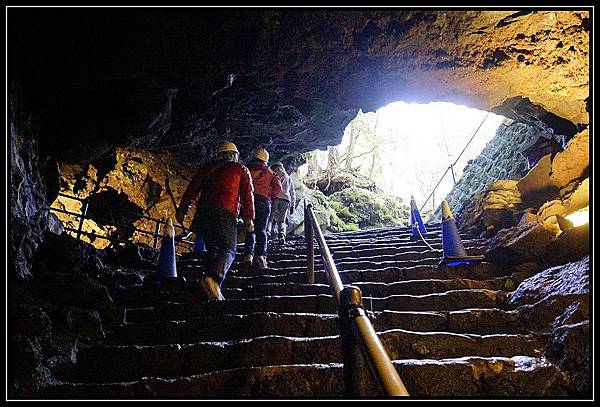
[246,161,282,200]
[179,160,255,221]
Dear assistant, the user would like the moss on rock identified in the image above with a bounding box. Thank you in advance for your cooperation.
[296,186,408,234]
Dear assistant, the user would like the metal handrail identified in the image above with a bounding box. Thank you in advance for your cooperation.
[50,192,195,251]
[419,112,490,213]
[304,201,409,396]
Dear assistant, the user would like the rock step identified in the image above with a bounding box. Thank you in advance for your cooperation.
[62,330,543,383]
[40,356,569,397]
[107,308,529,346]
[180,242,487,266]
[267,235,478,246]
[325,233,464,243]
[215,263,512,287]
[41,354,570,397]
[223,253,490,277]
[282,237,479,246]
[252,240,485,257]
[218,249,487,272]
[114,277,516,308]
[251,234,480,248]
[124,290,503,323]
[327,224,440,235]
[298,234,477,244]
[177,261,508,282]
[178,240,487,266]
[225,277,515,298]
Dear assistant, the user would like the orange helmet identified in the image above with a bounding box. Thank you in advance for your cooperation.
[253,147,269,163]
[217,141,239,154]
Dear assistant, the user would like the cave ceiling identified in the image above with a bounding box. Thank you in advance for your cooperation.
[9,9,589,169]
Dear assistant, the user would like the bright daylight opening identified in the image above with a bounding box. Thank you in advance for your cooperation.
[565,207,590,228]
[298,101,506,223]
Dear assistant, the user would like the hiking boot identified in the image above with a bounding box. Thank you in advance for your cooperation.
[278,233,286,243]
[200,276,224,301]
[254,255,268,270]
[242,254,253,266]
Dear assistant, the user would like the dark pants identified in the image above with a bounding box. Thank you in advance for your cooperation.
[244,195,271,256]
[192,205,237,285]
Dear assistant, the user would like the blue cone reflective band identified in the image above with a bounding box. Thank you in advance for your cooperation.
[446,260,474,266]
[156,218,177,279]
[194,233,206,252]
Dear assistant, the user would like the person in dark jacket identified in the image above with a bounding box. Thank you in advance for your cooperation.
[242,147,282,269]
[176,141,254,300]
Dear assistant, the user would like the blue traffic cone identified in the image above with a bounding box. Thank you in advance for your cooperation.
[410,195,427,239]
[194,232,206,253]
[439,200,484,266]
[155,218,177,280]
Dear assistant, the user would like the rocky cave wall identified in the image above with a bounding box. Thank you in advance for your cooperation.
[9,10,588,171]
[9,9,589,256]
[429,118,541,222]
[458,127,588,240]
[52,148,197,250]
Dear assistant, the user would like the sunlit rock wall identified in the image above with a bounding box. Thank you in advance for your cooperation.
[52,148,197,250]
[429,118,539,222]
[457,126,588,239]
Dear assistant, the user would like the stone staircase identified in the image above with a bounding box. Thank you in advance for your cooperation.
[42,224,569,397]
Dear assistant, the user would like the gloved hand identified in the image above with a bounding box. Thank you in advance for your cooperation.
[246,219,254,233]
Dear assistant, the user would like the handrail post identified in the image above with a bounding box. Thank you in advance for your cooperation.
[339,286,375,396]
[76,200,89,241]
[305,201,315,284]
[342,286,410,396]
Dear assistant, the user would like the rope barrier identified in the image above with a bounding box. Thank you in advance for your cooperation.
[415,227,440,253]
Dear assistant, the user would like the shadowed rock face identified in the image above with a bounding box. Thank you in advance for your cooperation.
[505,256,590,396]
[506,256,589,307]
[9,9,588,168]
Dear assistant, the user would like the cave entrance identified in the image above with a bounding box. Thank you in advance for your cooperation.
[298,101,506,226]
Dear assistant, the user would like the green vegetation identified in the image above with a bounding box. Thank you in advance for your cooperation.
[292,109,412,234]
[303,185,410,233]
